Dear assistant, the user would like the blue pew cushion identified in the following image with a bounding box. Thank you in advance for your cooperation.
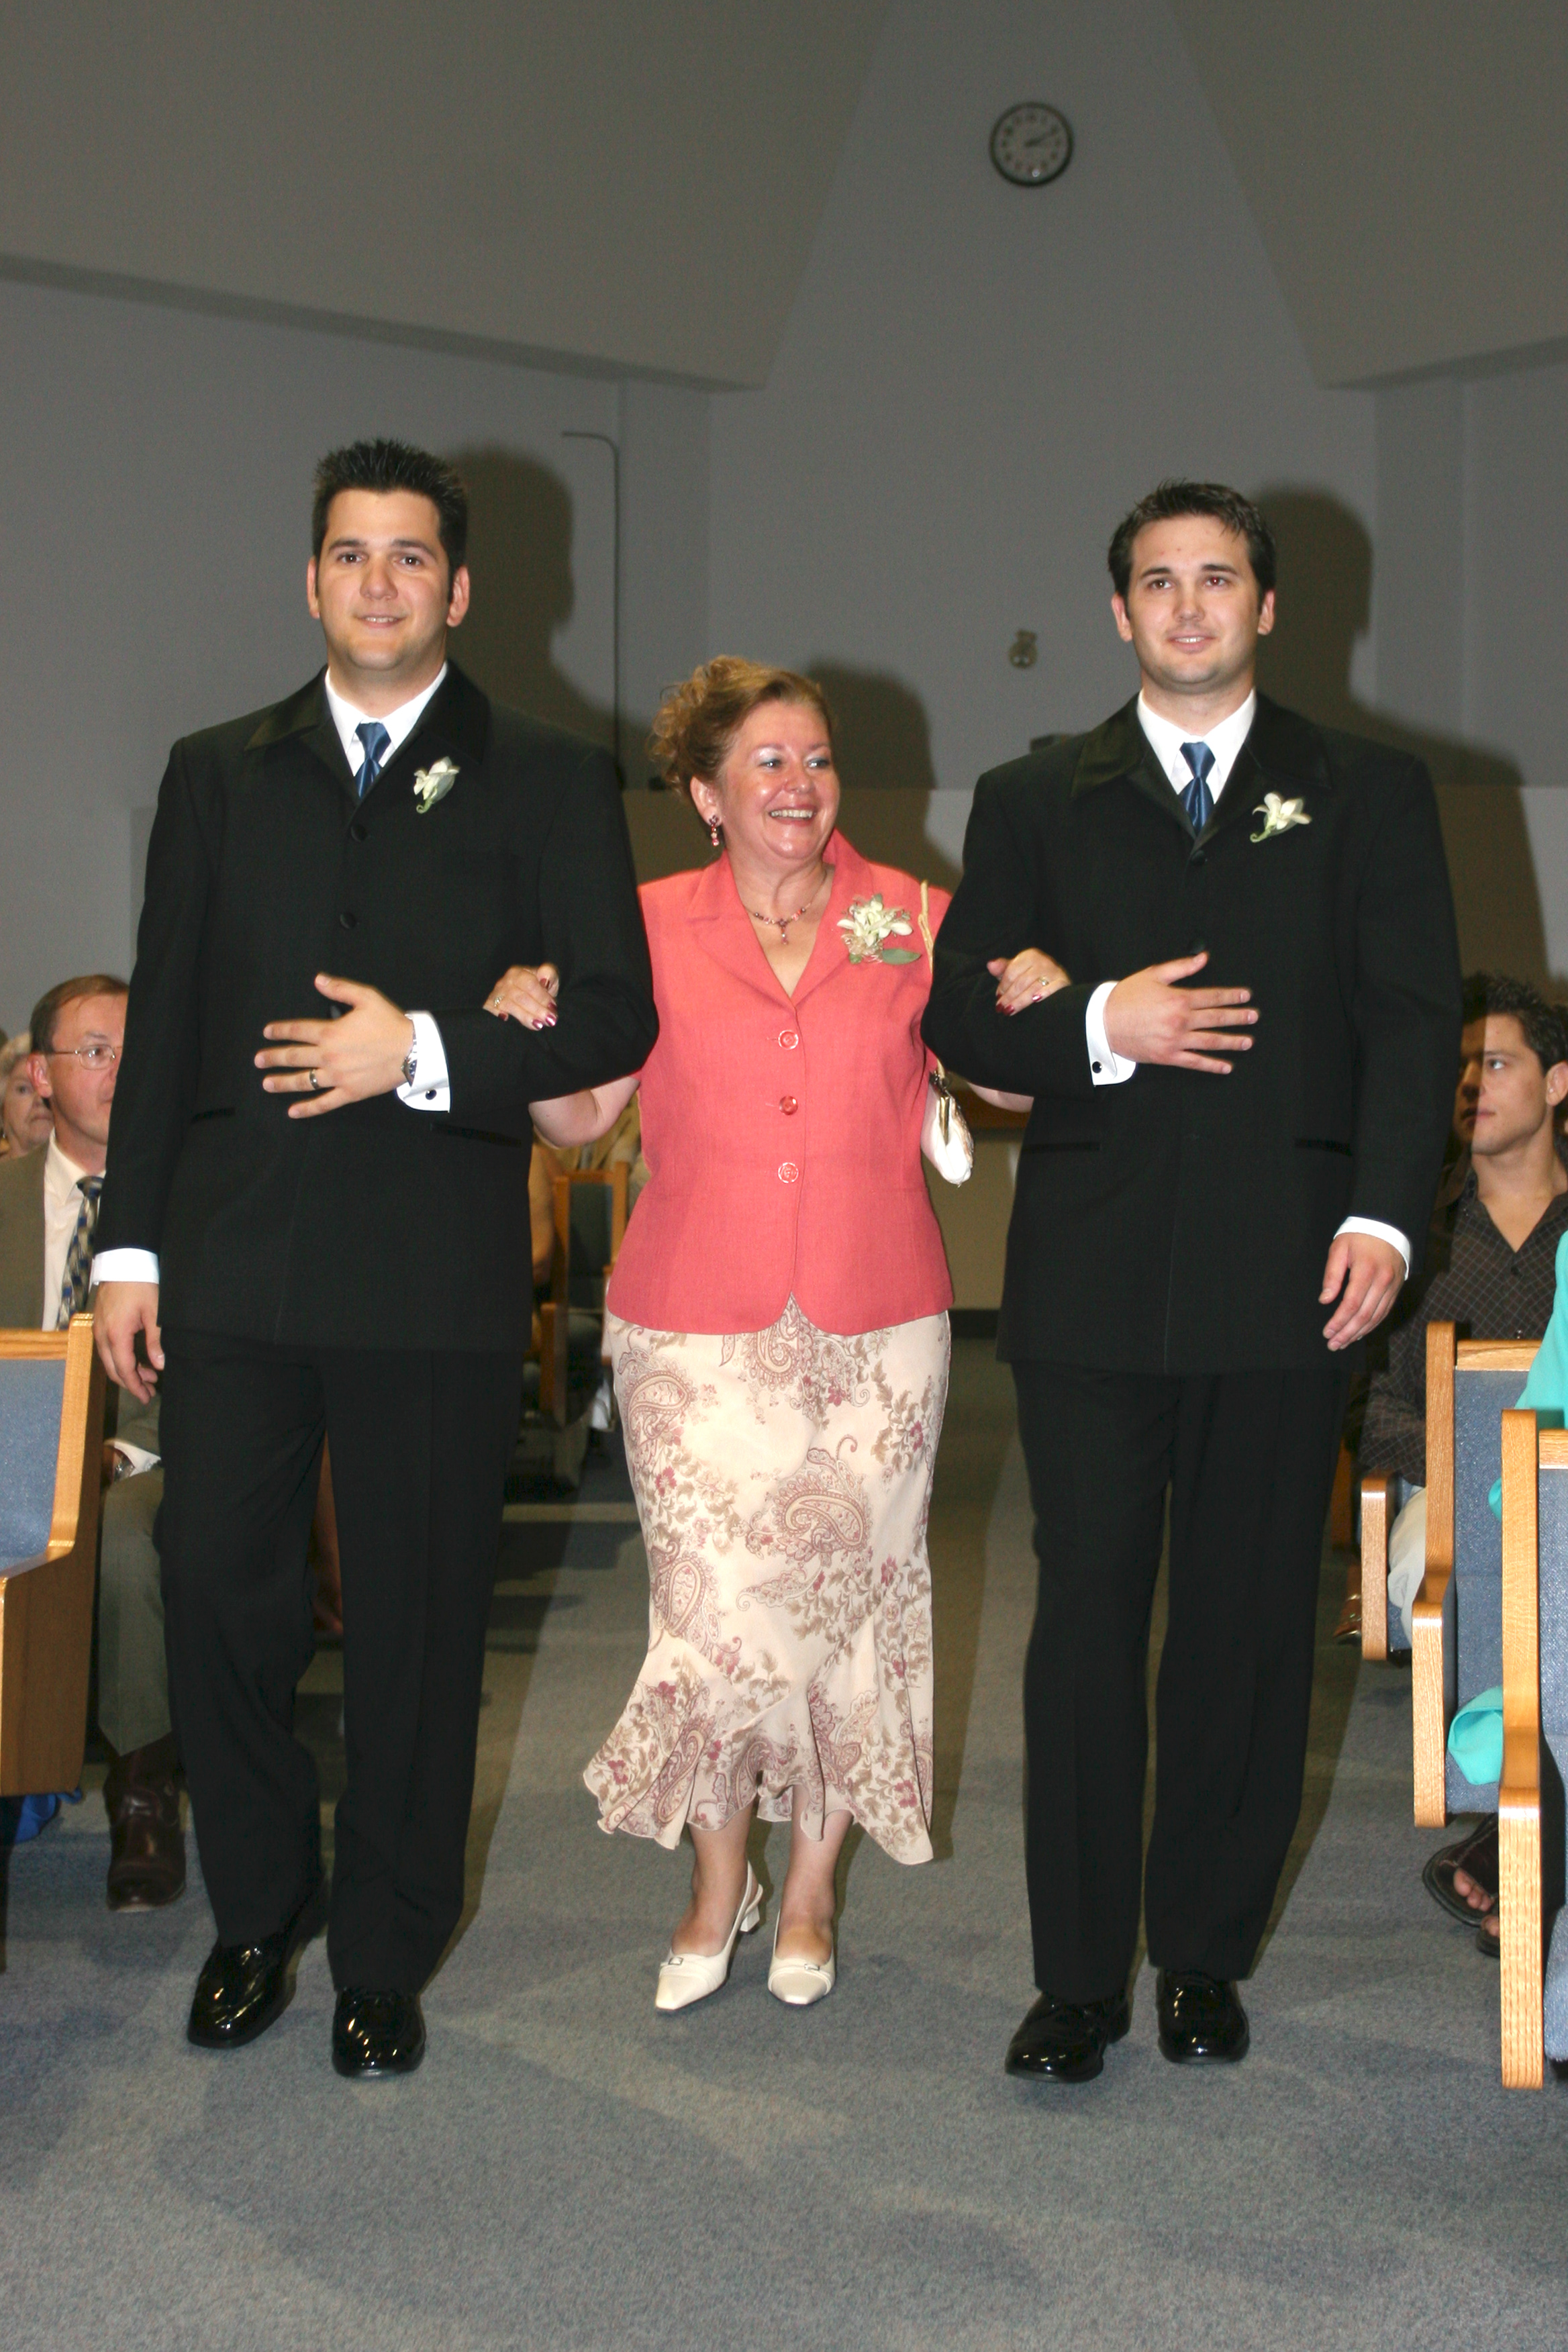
[0,1357,65,1572]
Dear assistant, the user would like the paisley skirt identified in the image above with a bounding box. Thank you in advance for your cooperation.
[584,1300,950,1863]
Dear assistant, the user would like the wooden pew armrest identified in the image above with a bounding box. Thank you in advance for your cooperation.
[1499,1404,1547,2088]
[1360,1475,1389,1662]
[1411,1561,1454,1828]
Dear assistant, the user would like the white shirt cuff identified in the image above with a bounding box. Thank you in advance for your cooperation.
[397,1010,450,1113]
[1336,1216,1412,1280]
[109,1442,160,1477]
[1085,980,1136,1085]
[91,1249,160,1287]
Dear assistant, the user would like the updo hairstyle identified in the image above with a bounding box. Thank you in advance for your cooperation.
[648,658,833,812]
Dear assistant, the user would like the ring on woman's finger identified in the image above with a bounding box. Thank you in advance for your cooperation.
[308,1069,322,1092]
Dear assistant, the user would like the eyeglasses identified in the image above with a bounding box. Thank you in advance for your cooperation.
[46,1042,119,1069]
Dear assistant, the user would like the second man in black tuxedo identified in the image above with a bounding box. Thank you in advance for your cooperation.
[95,440,656,2078]
[924,481,1461,2084]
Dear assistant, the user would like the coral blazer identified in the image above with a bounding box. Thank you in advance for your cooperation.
[609,836,954,1336]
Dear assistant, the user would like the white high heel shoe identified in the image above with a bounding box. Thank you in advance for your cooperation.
[767,1920,836,2008]
[654,1866,763,2013]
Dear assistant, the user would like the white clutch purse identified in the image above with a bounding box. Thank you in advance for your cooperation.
[922,1069,974,1184]
[917,881,974,1185]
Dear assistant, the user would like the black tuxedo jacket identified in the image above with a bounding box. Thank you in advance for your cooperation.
[922,695,1462,1373]
[98,663,656,1351]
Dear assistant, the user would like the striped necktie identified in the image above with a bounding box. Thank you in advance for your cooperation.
[1179,739,1216,836]
[58,1173,103,1327]
[355,719,391,799]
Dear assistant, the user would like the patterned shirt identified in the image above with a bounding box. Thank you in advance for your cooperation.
[1360,1166,1568,1485]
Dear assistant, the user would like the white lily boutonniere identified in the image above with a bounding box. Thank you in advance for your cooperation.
[1250,790,1311,844]
[838,893,919,964]
[413,756,459,815]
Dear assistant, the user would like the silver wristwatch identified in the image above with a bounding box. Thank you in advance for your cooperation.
[401,1024,419,1088]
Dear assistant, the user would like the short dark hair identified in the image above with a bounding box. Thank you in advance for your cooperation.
[30,974,128,1056]
[311,439,469,578]
[1480,973,1568,1075]
[1108,479,1277,601]
[1461,971,1492,1028]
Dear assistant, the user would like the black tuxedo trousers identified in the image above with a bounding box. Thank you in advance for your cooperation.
[159,1330,524,1991]
[1013,1359,1346,1998]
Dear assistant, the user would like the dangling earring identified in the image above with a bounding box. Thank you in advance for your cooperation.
[707,814,722,852]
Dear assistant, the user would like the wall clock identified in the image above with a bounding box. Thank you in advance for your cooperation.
[989,103,1073,187]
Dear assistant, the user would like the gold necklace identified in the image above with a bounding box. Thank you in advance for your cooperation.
[745,868,827,941]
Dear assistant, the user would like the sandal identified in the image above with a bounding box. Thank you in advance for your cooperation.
[1422,1816,1498,1926]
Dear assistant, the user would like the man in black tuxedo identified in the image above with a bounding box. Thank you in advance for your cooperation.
[95,439,656,2078]
[924,481,1460,2084]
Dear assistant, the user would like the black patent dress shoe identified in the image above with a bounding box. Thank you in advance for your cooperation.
[187,1877,326,2050]
[1156,1971,1250,2063]
[332,1988,426,2080]
[1005,1990,1131,2084]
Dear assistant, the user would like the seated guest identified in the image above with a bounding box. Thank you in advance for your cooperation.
[0,975,182,1908]
[1334,972,1489,1639]
[1360,975,1568,1946]
[0,1031,52,1158]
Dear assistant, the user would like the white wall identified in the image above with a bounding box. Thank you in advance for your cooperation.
[1367,360,1568,985]
[0,277,714,1034]
[1465,361,1568,795]
[706,0,1377,863]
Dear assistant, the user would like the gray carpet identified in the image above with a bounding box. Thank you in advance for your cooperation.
[2,1339,1565,2351]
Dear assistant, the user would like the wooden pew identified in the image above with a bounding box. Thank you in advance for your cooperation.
[0,1317,106,1796]
[1411,1330,1536,1827]
[1497,1407,1568,2091]
[538,1162,630,1427]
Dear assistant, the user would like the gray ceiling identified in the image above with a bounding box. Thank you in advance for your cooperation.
[0,0,887,387]
[1171,0,1568,384]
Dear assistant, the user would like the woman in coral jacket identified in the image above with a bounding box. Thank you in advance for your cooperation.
[491,658,1045,2016]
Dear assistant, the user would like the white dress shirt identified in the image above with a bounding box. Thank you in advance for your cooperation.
[46,1138,156,1472]
[1079,689,1410,1275]
[94,666,458,1292]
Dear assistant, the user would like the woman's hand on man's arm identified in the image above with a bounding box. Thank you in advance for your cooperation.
[487,964,560,1030]
[486,963,642,1147]
[988,948,1071,1017]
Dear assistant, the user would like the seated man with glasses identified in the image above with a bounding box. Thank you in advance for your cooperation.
[0,973,181,1906]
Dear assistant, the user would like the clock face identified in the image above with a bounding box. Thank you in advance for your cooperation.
[989,102,1073,187]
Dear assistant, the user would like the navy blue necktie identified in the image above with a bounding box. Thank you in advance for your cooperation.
[1179,740,1215,835]
[354,719,391,800]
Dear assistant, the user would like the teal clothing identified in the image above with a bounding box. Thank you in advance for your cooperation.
[1487,1228,1568,1518]
[1448,1684,1504,1785]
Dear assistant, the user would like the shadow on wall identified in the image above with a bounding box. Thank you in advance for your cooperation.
[1254,488,1547,985]
[810,661,961,891]
[448,447,622,759]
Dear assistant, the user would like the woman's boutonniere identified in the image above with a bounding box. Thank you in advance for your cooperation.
[413,756,459,815]
[838,893,918,964]
[1250,791,1311,844]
